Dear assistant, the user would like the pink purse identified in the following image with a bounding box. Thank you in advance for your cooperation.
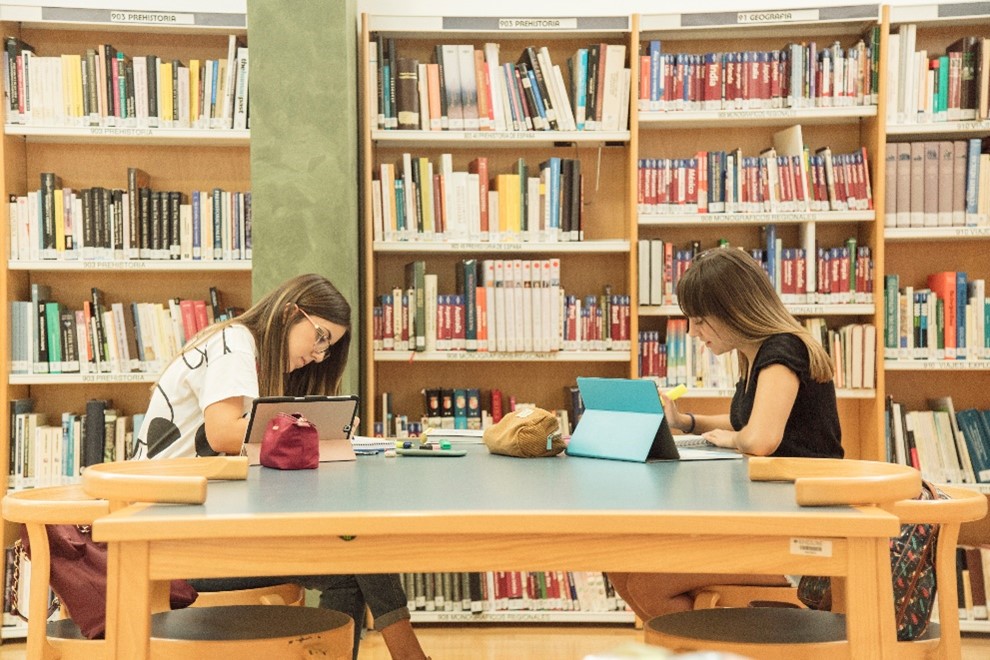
[260,413,319,470]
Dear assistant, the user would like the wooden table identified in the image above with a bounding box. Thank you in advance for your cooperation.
[91,447,901,658]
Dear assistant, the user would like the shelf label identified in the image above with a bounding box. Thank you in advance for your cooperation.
[88,126,154,137]
[737,9,819,24]
[462,131,541,140]
[718,109,798,119]
[790,538,832,557]
[498,17,578,30]
[110,11,194,25]
[81,260,149,269]
[80,374,151,383]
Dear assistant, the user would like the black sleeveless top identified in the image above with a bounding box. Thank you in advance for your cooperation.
[729,333,843,458]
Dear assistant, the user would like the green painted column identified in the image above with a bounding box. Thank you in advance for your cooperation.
[247,0,359,395]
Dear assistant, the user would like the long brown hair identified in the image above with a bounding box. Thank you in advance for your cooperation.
[676,247,833,382]
[161,274,351,396]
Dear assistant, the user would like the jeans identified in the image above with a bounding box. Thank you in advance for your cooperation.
[188,573,410,658]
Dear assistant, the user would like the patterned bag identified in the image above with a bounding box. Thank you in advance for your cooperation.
[797,481,945,642]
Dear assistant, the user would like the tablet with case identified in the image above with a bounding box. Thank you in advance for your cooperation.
[242,395,359,464]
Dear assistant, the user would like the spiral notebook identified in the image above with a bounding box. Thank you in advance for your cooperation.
[565,378,741,463]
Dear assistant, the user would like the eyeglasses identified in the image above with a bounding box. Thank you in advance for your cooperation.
[298,307,331,357]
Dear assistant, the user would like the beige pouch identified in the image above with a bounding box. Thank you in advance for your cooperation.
[482,407,564,457]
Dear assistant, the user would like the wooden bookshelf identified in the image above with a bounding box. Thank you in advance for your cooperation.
[0,4,250,634]
[360,12,638,437]
[635,6,887,461]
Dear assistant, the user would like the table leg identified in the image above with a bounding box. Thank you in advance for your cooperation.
[844,537,897,659]
[106,540,152,660]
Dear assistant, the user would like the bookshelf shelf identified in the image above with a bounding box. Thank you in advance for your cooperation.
[886,119,990,138]
[372,130,630,148]
[4,125,250,146]
[374,351,632,363]
[0,4,246,33]
[640,304,875,317]
[884,360,990,371]
[8,260,251,271]
[9,373,158,385]
[639,105,877,129]
[639,211,875,226]
[884,226,990,240]
[409,610,635,624]
[961,620,990,633]
[373,240,630,254]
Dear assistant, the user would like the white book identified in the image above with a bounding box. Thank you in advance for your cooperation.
[551,64,576,132]
[176,64,190,128]
[417,62,430,130]
[493,260,508,352]
[232,46,249,129]
[133,55,148,125]
[448,171,469,240]
[503,260,517,352]
[548,258,561,351]
[650,239,664,306]
[637,237,650,305]
[483,260,497,352]
[368,41,380,128]
[530,259,544,353]
[536,48,567,130]
[599,44,626,131]
[465,172,481,240]
[862,324,876,390]
[439,153,454,235]
[483,43,507,132]
[220,34,239,128]
[898,24,916,123]
[521,260,534,352]
[540,258,553,352]
[457,44,479,131]
[527,177,540,239]
[371,179,384,243]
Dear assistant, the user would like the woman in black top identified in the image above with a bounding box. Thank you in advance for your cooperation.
[609,246,843,621]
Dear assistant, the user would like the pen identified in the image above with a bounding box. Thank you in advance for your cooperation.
[666,384,688,401]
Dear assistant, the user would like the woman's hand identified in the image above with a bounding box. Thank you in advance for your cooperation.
[658,387,692,432]
[702,429,738,449]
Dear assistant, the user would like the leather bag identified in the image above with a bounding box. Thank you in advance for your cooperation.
[260,412,319,469]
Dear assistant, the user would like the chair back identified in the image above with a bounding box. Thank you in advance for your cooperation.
[748,456,923,506]
[2,484,110,659]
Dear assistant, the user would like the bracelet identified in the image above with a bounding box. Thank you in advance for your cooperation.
[684,412,696,434]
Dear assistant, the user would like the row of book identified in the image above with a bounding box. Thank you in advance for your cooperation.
[638,236,875,307]
[639,318,877,391]
[636,35,880,111]
[373,155,583,244]
[8,398,135,490]
[886,27,990,124]
[377,260,629,354]
[883,139,990,229]
[399,571,628,615]
[883,272,989,361]
[7,172,252,262]
[3,35,249,129]
[9,284,237,376]
[638,145,874,215]
[886,396,990,484]
[372,38,629,132]
[957,546,990,622]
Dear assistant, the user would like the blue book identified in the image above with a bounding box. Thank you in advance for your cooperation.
[957,409,990,482]
[191,190,201,259]
[524,67,549,129]
[956,272,968,358]
[649,41,662,105]
[965,138,981,219]
[571,48,588,130]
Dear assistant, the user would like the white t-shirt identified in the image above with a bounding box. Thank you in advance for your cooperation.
[133,324,259,459]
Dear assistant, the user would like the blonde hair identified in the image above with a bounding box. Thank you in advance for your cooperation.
[158,274,351,396]
[676,247,833,383]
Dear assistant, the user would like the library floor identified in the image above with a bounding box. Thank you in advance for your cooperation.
[2,625,990,658]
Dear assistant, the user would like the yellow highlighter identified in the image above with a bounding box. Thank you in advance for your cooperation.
[665,384,688,401]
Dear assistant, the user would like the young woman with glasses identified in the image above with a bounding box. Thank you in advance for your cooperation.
[133,273,428,660]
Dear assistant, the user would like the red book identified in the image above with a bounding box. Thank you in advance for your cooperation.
[452,296,464,350]
[639,55,651,102]
[192,299,209,332]
[927,271,957,356]
[178,299,197,344]
[468,158,489,234]
[475,286,487,350]
[490,388,503,423]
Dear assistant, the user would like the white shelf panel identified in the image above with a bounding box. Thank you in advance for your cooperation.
[372,130,629,148]
[409,609,634,624]
[961,619,990,633]
[1,624,27,640]
[886,119,990,139]
[9,260,251,272]
[374,240,629,254]
[884,360,990,371]
[10,373,158,385]
[0,4,247,33]
[885,226,990,240]
[639,211,874,226]
[640,6,880,39]
[639,106,875,129]
[367,14,630,35]
[374,351,631,363]
[4,124,250,146]
[640,304,874,316]
[890,3,990,26]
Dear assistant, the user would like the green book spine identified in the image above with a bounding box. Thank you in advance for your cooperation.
[45,301,63,374]
[884,274,899,353]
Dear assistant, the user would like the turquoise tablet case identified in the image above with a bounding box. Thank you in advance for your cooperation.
[565,377,678,462]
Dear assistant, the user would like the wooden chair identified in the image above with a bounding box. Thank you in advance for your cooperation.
[644,457,987,660]
[3,457,353,660]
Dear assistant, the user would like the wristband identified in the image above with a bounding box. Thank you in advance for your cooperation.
[684,412,696,434]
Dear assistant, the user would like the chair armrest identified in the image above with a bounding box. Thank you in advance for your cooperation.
[82,457,249,505]
[748,457,922,507]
